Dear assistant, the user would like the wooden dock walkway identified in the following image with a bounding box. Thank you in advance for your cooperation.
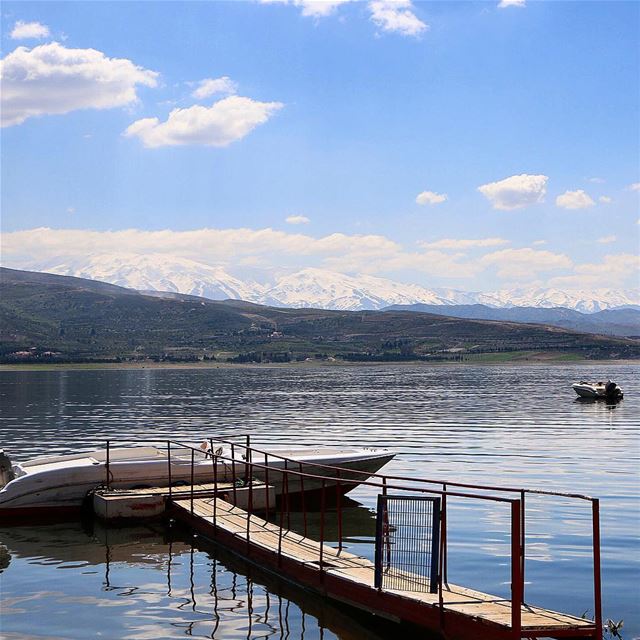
[171,496,596,640]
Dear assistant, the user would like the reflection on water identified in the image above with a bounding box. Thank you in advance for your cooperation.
[0,364,638,637]
[0,520,410,640]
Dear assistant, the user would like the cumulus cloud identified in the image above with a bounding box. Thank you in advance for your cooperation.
[419,238,509,250]
[285,215,310,224]
[259,0,426,36]
[597,235,616,244]
[478,174,548,210]
[0,42,158,127]
[498,0,526,7]
[628,182,640,191]
[532,240,546,246]
[480,247,572,279]
[415,190,447,205]
[555,189,596,210]
[0,226,478,280]
[549,254,639,289]
[598,196,612,204]
[124,95,283,148]
[258,0,353,18]
[10,20,50,40]
[369,0,428,36]
[192,76,238,99]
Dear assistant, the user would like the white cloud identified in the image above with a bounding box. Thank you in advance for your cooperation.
[587,177,605,184]
[555,189,596,210]
[420,237,509,250]
[124,95,283,148]
[368,0,428,37]
[498,0,526,7]
[259,0,427,36]
[258,0,353,18]
[415,190,447,205]
[480,247,572,279]
[478,174,548,210]
[285,215,310,225]
[549,254,639,289]
[10,20,50,40]
[192,76,238,100]
[0,226,477,280]
[298,0,353,17]
[628,182,640,191]
[532,240,546,246]
[0,42,158,127]
[597,235,616,244]
[598,196,612,204]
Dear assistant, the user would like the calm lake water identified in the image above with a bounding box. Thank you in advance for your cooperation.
[0,364,638,639]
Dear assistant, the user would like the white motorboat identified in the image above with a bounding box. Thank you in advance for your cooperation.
[0,442,395,520]
[571,380,624,400]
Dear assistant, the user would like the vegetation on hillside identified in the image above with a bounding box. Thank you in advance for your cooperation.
[2,267,639,364]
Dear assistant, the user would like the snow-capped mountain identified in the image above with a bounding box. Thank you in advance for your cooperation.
[11,255,640,313]
[470,287,640,313]
[28,254,266,303]
[262,268,452,310]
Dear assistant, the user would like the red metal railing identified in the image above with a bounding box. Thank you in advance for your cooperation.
[102,437,602,638]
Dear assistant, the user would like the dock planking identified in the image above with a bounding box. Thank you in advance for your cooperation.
[172,497,596,640]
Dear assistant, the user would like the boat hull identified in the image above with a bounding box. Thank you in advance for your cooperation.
[0,448,394,523]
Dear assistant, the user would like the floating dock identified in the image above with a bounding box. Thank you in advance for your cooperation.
[170,495,596,640]
[36,437,601,640]
[84,438,600,640]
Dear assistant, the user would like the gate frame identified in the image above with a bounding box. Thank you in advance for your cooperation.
[374,494,441,594]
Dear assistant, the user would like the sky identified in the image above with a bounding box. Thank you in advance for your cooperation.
[1,0,639,292]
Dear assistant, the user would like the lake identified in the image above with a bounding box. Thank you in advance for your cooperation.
[0,364,638,639]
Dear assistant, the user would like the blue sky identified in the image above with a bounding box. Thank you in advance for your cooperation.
[1,0,639,291]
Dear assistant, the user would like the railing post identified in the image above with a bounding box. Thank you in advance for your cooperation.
[319,478,326,575]
[284,459,290,531]
[520,489,526,601]
[167,441,172,500]
[592,498,603,639]
[264,452,270,521]
[231,443,237,506]
[299,462,307,537]
[278,467,284,566]
[105,440,110,490]
[211,438,217,529]
[336,469,342,552]
[190,448,195,514]
[442,482,448,585]
[247,458,253,555]
[511,499,522,637]
[244,434,250,484]
[439,490,446,626]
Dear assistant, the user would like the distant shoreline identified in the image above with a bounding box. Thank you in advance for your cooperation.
[1,355,639,372]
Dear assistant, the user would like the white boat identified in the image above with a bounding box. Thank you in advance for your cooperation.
[571,380,623,400]
[0,443,395,521]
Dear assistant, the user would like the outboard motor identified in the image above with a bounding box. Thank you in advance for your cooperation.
[605,380,623,400]
[0,449,15,489]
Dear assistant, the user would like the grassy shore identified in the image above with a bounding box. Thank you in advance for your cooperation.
[1,352,638,372]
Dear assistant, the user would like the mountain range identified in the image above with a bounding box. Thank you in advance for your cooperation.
[16,254,640,313]
[2,267,638,363]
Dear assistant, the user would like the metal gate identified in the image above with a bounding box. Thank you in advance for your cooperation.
[374,495,441,593]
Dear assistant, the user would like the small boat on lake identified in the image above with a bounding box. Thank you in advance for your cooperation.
[572,380,623,400]
[0,442,394,520]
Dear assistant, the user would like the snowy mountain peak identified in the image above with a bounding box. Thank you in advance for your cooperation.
[8,255,640,313]
[263,268,450,310]
[28,253,266,303]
